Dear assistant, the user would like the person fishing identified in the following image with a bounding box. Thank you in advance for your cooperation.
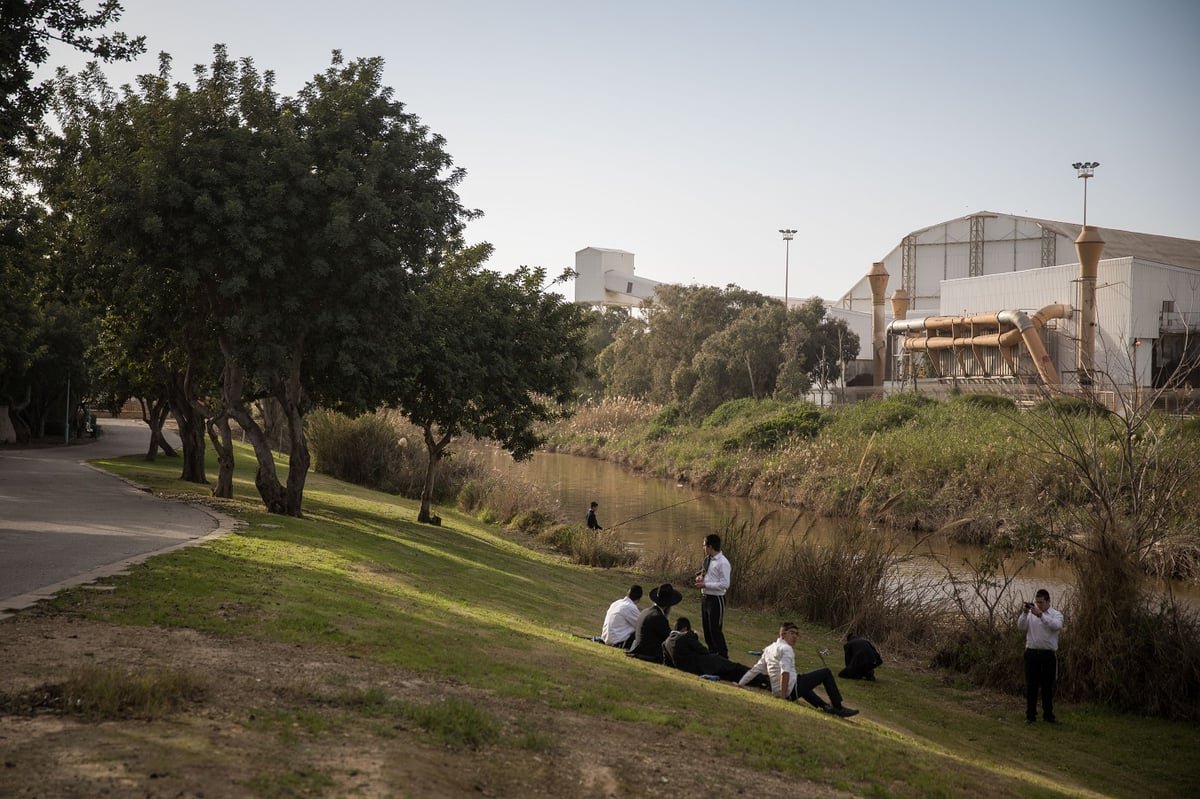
[586,501,602,530]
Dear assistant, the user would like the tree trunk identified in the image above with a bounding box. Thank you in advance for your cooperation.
[167,370,208,484]
[218,334,309,517]
[142,396,174,461]
[6,390,31,445]
[207,412,234,498]
[282,397,309,517]
[419,425,451,524]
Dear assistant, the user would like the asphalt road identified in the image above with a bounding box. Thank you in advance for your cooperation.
[0,417,235,618]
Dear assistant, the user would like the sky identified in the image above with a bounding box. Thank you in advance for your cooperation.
[41,0,1200,301]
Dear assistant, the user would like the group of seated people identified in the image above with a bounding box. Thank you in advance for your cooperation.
[601,582,882,718]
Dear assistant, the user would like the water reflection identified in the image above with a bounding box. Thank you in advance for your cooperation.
[472,447,1199,610]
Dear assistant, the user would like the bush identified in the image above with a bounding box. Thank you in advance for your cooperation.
[954,393,1016,412]
[455,465,559,528]
[831,395,929,435]
[1182,416,1200,438]
[722,408,825,451]
[1033,395,1108,417]
[570,526,638,568]
[307,410,409,492]
[701,397,762,429]
[653,402,685,427]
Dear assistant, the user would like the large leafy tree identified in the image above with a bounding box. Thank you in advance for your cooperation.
[398,244,593,523]
[1,0,144,154]
[40,48,473,516]
[599,284,773,403]
[677,302,787,417]
[0,161,42,441]
[776,298,860,400]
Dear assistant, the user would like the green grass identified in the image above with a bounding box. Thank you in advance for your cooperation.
[40,441,1200,798]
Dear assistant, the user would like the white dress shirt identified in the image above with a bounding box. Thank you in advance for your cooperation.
[601,596,640,645]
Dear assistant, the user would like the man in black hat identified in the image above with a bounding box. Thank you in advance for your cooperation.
[628,583,683,663]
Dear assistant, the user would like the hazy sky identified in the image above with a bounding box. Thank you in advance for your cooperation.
[44,0,1200,300]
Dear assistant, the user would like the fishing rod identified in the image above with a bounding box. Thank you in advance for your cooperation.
[608,496,701,530]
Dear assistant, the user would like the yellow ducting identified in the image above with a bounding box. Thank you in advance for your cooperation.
[887,304,1073,385]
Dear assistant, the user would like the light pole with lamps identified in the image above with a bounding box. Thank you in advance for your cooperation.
[1072,161,1099,225]
[779,228,796,309]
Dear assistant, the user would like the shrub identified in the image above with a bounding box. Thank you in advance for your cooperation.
[1182,416,1200,438]
[722,408,825,451]
[1033,395,1107,416]
[307,410,407,492]
[828,394,933,436]
[954,393,1016,412]
[653,402,685,427]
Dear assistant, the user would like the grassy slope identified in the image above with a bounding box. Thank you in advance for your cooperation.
[45,444,1200,798]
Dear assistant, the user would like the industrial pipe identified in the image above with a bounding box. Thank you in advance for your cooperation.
[888,304,1073,385]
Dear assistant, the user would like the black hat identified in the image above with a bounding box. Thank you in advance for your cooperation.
[649,583,683,608]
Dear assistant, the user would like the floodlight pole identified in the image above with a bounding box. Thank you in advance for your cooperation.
[1072,161,1099,226]
[779,228,797,309]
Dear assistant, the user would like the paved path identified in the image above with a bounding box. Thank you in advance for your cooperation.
[0,418,236,618]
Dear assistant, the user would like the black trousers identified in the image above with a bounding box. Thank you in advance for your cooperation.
[701,594,727,659]
[786,667,844,709]
[1024,648,1057,721]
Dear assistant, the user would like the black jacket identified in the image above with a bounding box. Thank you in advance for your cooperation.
[628,606,671,663]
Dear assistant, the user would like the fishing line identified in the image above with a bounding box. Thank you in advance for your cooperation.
[608,496,701,530]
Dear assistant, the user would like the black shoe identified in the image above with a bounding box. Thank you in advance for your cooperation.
[832,705,859,718]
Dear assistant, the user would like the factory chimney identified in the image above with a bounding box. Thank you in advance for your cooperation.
[867,262,890,387]
[1074,226,1105,384]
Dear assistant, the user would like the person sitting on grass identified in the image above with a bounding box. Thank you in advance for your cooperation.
[663,617,766,684]
[627,583,682,663]
[601,584,643,649]
[738,621,859,718]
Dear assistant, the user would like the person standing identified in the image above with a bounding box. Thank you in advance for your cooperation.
[601,584,642,649]
[628,583,683,663]
[1018,588,1064,724]
[737,622,858,717]
[693,533,729,658]
[586,501,602,530]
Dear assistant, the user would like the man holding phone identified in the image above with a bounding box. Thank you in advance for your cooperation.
[1018,588,1064,724]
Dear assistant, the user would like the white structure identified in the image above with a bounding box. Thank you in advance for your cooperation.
[937,256,1200,388]
[834,212,1200,388]
[573,247,661,307]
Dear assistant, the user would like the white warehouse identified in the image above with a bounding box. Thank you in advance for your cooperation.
[833,211,1200,390]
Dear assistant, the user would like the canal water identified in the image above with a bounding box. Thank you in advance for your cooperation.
[474,447,1200,610]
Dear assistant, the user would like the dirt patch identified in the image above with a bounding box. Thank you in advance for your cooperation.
[0,614,850,798]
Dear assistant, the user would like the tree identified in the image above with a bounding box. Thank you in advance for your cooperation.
[679,303,787,417]
[1,0,144,153]
[776,298,860,401]
[597,284,773,403]
[39,48,473,515]
[578,306,627,397]
[397,245,593,523]
[1014,345,1200,716]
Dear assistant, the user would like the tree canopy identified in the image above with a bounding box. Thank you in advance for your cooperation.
[36,47,475,515]
[1,0,144,153]
[598,288,859,417]
[398,244,593,522]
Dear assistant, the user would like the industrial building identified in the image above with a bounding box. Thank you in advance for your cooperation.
[572,211,1200,394]
[834,212,1200,391]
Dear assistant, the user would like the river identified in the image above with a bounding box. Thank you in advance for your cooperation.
[474,447,1200,610]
